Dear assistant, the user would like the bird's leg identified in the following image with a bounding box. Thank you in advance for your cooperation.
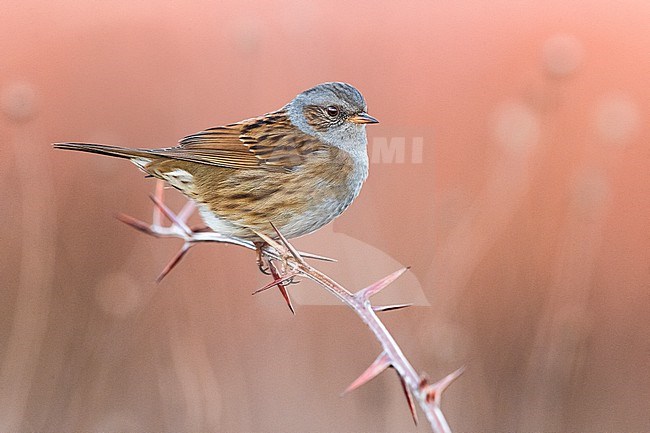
[254,241,272,275]
[252,239,296,314]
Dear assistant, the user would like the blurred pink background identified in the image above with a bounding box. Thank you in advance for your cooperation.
[1,1,649,432]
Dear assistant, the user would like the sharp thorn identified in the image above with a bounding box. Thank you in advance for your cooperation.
[252,230,283,253]
[269,222,304,264]
[299,251,337,262]
[149,194,191,234]
[277,282,295,315]
[156,243,191,282]
[270,262,294,315]
[152,180,164,226]
[115,213,158,236]
[398,374,418,425]
[342,352,391,395]
[372,303,413,313]
[178,200,196,223]
[356,267,409,300]
[252,273,296,295]
[423,366,466,405]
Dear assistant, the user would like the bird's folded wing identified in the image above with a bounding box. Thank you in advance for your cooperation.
[152,110,324,172]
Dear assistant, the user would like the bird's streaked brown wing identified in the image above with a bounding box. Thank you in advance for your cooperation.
[152,110,324,172]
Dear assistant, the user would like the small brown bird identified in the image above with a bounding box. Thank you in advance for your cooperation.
[55,82,378,260]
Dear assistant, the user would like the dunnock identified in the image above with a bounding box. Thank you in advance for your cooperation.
[55,82,378,251]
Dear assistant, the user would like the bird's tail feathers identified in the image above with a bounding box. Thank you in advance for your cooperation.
[53,142,154,161]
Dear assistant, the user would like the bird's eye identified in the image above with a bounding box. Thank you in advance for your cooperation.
[326,106,340,117]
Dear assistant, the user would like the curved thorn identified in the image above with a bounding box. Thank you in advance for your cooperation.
[342,352,391,395]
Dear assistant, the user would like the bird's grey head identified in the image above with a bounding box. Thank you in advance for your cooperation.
[286,82,378,154]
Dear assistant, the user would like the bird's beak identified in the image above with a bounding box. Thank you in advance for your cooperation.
[349,112,379,124]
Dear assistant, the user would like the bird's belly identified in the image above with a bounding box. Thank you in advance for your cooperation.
[198,180,359,241]
[189,146,366,241]
[272,193,353,239]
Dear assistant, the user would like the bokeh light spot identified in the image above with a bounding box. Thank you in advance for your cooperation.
[542,34,583,78]
[492,101,540,154]
[0,81,37,123]
[593,92,640,147]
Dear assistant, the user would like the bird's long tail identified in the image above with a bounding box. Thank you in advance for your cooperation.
[53,142,154,160]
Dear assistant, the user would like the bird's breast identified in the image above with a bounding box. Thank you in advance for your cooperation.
[274,144,367,238]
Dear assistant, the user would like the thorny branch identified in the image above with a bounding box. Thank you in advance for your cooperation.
[117,181,463,432]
